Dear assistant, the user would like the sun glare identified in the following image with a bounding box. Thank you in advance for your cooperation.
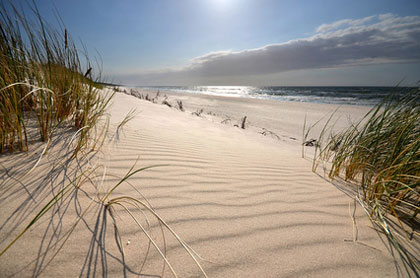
[211,0,233,9]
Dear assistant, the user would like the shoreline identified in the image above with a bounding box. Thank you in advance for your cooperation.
[133,85,404,107]
[124,86,373,145]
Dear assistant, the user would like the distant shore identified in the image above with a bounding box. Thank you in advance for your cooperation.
[133,85,411,106]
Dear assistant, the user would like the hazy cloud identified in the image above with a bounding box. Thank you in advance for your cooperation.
[315,15,376,33]
[122,14,420,84]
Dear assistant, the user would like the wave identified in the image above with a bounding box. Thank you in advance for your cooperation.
[135,86,414,106]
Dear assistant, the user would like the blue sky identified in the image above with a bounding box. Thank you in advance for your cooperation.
[21,0,420,85]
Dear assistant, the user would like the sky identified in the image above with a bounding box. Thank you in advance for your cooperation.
[15,0,420,86]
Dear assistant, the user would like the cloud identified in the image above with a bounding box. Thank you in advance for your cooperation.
[121,14,420,85]
[315,15,376,33]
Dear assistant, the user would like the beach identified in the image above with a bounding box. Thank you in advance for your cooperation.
[2,0,420,275]
[0,88,401,277]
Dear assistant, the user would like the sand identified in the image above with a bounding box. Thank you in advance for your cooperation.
[0,89,400,277]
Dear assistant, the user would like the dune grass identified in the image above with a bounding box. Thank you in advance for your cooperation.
[0,1,110,156]
[314,88,420,276]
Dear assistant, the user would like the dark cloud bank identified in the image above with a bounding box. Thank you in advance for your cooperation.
[118,14,420,85]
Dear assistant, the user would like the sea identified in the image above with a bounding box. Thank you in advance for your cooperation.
[135,86,415,106]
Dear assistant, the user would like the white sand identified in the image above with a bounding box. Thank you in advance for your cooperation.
[0,90,399,277]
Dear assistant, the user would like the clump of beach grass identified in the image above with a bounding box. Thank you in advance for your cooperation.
[315,88,420,276]
[0,1,111,156]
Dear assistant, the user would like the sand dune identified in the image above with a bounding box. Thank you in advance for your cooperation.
[102,92,396,277]
[0,91,398,277]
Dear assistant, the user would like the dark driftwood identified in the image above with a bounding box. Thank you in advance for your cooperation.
[241,116,247,129]
[153,91,160,103]
[303,139,318,147]
[162,100,172,108]
[176,100,184,111]
[259,128,281,140]
[192,108,203,116]
[221,118,231,124]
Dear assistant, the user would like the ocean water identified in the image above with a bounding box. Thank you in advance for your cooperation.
[136,86,414,106]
